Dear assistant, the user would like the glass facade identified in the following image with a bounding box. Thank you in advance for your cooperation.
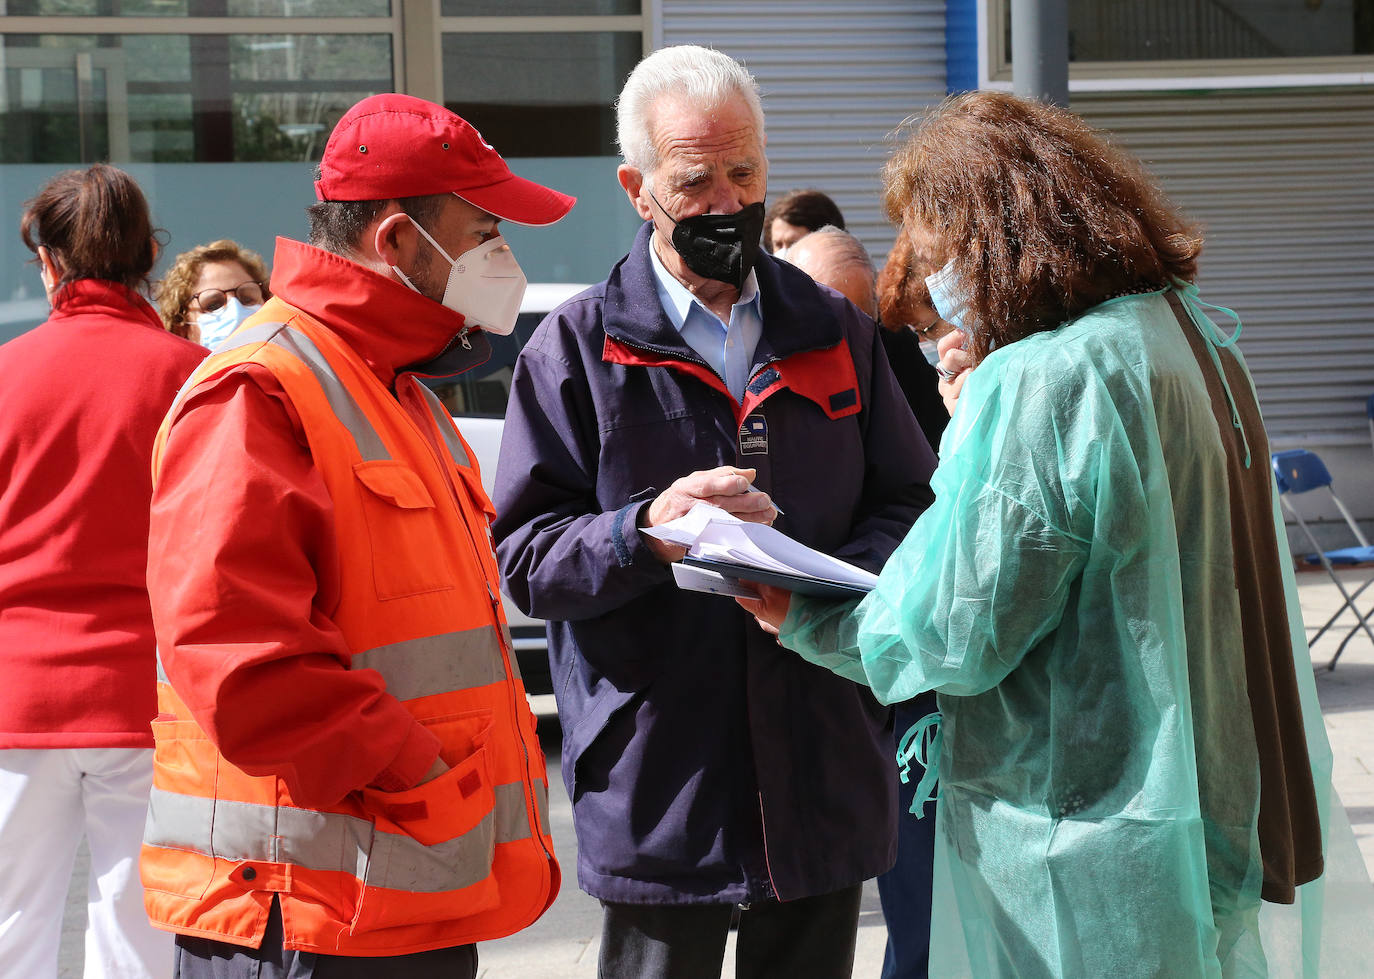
[1,4,647,343]
[5,0,390,17]
[1,33,392,164]
[999,0,1374,65]
[441,31,640,157]
[441,0,637,15]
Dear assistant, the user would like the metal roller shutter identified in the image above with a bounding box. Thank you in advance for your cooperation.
[658,0,948,257]
[654,8,1372,523]
[1072,89,1374,451]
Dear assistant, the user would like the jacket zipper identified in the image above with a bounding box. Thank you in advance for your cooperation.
[609,340,785,896]
[607,333,717,373]
[397,378,555,867]
[756,791,779,900]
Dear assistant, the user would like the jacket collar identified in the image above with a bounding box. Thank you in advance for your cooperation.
[268,237,490,388]
[602,221,844,363]
[49,278,165,332]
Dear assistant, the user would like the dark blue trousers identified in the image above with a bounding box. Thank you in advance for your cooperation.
[172,897,478,979]
[876,691,939,979]
[598,883,863,979]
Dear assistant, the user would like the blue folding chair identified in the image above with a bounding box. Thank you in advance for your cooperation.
[1271,448,1374,670]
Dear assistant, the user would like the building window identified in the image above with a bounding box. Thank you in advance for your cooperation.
[429,8,650,285]
[441,0,637,13]
[5,0,391,17]
[986,0,1374,86]
[2,32,393,163]
[0,0,650,338]
[440,30,641,157]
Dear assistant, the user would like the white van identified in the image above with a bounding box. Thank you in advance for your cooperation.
[423,282,588,698]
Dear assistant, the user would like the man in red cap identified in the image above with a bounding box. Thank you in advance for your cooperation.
[140,94,574,978]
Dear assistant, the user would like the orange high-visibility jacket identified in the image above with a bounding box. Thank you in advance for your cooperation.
[141,305,558,955]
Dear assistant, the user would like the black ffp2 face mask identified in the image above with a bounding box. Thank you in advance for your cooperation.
[650,192,766,291]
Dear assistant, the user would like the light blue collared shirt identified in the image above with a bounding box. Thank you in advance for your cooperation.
[648,234,763,402]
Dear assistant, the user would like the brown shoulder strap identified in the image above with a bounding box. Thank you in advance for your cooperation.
[1166,291,1323,903]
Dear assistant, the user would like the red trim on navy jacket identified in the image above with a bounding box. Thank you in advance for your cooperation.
[601,335,733,403]
[602,334,862,426]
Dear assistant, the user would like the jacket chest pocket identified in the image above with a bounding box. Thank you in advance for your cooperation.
[597,409,729,503]
[353,461,456,600]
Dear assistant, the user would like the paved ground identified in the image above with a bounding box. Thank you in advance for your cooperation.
[59,567,1374,977]
[1298,566,1374,874]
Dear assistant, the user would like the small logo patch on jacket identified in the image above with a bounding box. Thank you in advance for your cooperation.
[739,414,769,455]
[829,388,858,413]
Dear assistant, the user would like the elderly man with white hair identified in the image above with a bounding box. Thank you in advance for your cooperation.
[493,45,935,978]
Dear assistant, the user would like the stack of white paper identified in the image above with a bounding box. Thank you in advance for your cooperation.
[642,503,878,598]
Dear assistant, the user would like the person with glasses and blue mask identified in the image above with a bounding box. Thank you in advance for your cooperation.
[158,239,269,348]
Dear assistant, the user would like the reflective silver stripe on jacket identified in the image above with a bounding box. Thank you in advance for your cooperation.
[160,628,514,699]
[164,321,290,423]
[144,781,536,893]
[268,328,390,462]
[213,321,295,358]
[167,321,390,462]
[351,627,507,700]
[500,623,521,681]
[411,379,471,467]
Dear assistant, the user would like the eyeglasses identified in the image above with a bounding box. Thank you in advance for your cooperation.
[190,281,264,313]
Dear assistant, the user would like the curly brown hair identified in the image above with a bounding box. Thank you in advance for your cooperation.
[158,239,270,340]
[881,91,1203,362]
[876,231,940,335]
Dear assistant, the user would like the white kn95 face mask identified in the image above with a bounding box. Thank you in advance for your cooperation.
[392,222,527,335]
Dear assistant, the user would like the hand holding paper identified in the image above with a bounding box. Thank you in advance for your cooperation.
[642,502,878,599]
[640,466,779,563]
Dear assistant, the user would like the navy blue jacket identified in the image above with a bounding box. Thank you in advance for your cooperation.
[492,222,937,904]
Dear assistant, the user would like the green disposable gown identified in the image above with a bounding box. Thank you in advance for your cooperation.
[782,286,1373,977]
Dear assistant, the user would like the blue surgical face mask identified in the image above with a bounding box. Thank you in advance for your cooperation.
[195,297,258,349]
[923,260,970,333]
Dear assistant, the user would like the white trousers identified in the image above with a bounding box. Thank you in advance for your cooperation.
[0,748,170,979]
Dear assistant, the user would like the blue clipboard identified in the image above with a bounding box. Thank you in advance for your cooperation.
[680,556,874,599]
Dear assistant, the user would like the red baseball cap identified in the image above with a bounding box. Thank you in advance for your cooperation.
[314,93,575,226]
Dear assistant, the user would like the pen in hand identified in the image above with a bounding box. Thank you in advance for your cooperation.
[747,482,784,515]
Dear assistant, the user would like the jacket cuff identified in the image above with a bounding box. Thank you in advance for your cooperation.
[370,720,442,792]
[612,490,657,568]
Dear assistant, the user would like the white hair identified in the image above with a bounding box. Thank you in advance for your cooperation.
[616,45,765,178]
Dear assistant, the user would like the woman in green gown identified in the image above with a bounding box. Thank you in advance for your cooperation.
[741,92,1369,977]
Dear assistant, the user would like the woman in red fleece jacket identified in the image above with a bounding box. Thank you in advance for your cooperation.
[0,165,205,977]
